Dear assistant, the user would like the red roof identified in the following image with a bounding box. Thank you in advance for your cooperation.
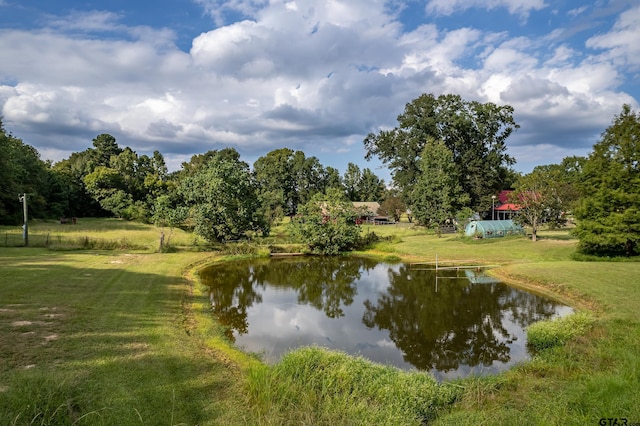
[495,203,521,211]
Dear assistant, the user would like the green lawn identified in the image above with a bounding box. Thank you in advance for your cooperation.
[0,248,248,425]
[1,220,639,425]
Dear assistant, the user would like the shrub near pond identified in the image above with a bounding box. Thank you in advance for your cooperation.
[246,347,461,425]
[289,190,362,255]
[527,312,595,351]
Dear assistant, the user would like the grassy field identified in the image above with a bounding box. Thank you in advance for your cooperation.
[0,218,205,250]
[1,219,639,425]
[0,246,252,425]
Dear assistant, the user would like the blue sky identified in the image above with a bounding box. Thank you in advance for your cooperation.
[1,0,638,182]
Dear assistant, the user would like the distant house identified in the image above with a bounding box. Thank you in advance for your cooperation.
[352,202,382,224]
[494,190,521,220]
[495,203,521,220]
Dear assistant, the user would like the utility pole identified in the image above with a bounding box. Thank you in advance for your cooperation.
[19,193,28,246]
[491,195,496,221]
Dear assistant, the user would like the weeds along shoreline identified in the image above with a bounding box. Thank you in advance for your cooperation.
[183,246,623,425]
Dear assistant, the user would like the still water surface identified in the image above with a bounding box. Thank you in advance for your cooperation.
[200,256,572,380]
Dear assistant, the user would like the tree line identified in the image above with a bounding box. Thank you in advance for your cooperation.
[0,124,386,240]
[1,93,638,256]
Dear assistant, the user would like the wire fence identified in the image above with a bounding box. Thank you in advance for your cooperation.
[0,231,267,254]
[0,231,146,250]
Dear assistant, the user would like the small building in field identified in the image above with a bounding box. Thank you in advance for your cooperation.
[464,220,524,239]
[352,202,381,224]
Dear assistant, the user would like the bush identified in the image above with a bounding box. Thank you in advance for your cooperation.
[527,312,595,351]
[289,190,362,255]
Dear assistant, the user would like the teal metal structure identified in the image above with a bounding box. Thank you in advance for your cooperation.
[464,220,524,239]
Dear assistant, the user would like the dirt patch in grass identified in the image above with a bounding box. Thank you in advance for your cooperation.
[12,320,35,327]
[0,304,68,372]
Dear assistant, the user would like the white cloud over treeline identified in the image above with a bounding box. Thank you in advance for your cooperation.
[0,1,638,175]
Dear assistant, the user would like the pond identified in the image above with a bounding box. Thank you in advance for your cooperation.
[199,256,572,380]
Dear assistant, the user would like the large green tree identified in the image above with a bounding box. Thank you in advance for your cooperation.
[53,133,128,219]
[342,163,363,201]
[291,151,334,209]
[89,133,123,168]
[410,139,468,232]
[323,166,343,192]
[253,148,339,220]
[512,159,583,240]
[573,105,640,256]
[140,150,170,203]
[52,150,106,218]
[548,155,585,222]
[253,148,298,220]
[342,163,385,202]
[0,119,50,224]
[358,168,386,202]
[179,148,242,177]
[83,166,132,218]
[81,142,169,220]
[363,93,518,212]
[378,194,406,222]
[177,149,268,243]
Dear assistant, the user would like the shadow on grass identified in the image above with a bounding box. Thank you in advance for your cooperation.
[0,256,242,425]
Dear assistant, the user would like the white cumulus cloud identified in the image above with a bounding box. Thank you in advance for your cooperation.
[0,1,638,177]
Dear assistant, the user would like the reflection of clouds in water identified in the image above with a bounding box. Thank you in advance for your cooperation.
[236,283,402,365]
[263,289,296,307]
[252,302,325,336]
[356,264,399,293]
[553,305,574,318]
[376,338,396,348]
[219,258,572,379]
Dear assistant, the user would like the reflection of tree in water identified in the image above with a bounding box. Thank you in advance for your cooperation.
[501,290,562,329]
[200,257,379,339]
[362,265,563,372]
[261,257,375,317]
[247,257,377,318]
[199,261,265,342]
